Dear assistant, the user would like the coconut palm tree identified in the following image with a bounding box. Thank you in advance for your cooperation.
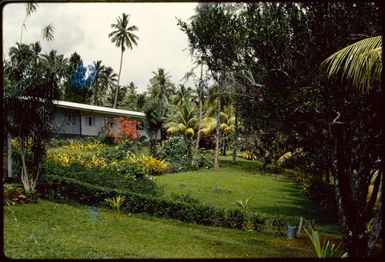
[108,13,139,108]
[172,84,197,106]
[321,36,382,93]
[99,66,117,106]
[149,68,175,103]
[166,101,198,137]
[121,81,138,110]
[40,50,68,86]
[20,2,38,43]
[41,23,55,49]
[89,60,105,105]
[199,110,235,155]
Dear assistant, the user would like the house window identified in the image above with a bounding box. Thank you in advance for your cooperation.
[137,122,144,131]
[64,113,76,125]
[85,116,95,126]
[104,117,114,128]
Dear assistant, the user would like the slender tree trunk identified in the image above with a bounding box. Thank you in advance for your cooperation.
[232,107,238,163]
[196,98,203,150]
[19,141,31,193]
[214,94,221,168]
[20,16,28,44]
[196,64,204,151]
[214,71,224,168]
[113,51,124,108]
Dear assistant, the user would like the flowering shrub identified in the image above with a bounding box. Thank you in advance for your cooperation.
[47,149,169,177]
[47,151,108,169]
[44,153,161,196]
[102,116,142,145]
[125,154,169,176]
[62,140,103,152]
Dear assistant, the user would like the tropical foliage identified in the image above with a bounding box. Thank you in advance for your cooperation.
[321,36,382,92]
[4,42,61,193]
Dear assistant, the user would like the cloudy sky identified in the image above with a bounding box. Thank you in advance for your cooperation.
[2,2,198,93]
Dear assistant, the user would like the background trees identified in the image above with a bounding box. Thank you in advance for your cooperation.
[178,3,241,168]
[178,1,381,257]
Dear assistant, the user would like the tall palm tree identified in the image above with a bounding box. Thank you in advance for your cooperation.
[149,68,175,103]
[122,81,138,110]
[89,60,105,105]
[172,84,197,106]
[41,24,55,49]
[20,2,38,43]
[99,66,117,106]
[108,13,139,108]
[321,36,382,93]
[40,50,68,85]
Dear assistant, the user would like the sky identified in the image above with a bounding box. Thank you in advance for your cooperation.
[2,2,199,93]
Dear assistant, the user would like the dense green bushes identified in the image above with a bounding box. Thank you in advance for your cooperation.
[43,157,162,196]
[38,174,301,233]
[158,136,213,172]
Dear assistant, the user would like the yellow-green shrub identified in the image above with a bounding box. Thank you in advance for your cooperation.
[47,151,108,169]
[241,151,257,160]
[126,154,169,176]
[62,141,102,152]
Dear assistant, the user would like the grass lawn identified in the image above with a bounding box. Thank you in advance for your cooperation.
[157,156,338,227]
[4,200,315,259]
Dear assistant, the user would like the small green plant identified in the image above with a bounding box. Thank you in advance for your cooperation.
[304,228,348,258]
[3,184,27,206]
[233,196,251,210]
[105,196,126,221]
[212,184,232,194]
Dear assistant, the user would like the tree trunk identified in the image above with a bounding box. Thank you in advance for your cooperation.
[20,147,30,193]
[196,98,203,151]
[330,122,369,258]
[196,64,204,151]
[113,50,124,108]
[232,107,238,164]
[214,93,221,168]
[221,137,227,156]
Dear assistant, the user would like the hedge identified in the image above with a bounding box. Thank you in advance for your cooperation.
[38,174,300,233]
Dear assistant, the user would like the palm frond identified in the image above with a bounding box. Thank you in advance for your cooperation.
[321,36,382,93]
[42,24,55,42]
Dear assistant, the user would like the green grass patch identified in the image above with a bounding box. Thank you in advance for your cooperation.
[157,156,336,225]
[4,200,314,259]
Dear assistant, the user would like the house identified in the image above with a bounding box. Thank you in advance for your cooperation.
[51,100,158,139]
[4,100,158,177]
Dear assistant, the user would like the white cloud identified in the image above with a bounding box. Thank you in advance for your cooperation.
[2,2,198,93]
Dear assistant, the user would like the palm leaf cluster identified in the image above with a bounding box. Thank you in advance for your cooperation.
[304,228,348,258]
[321,36,382,93]
[166,102,198,137]
[108,13,139,52]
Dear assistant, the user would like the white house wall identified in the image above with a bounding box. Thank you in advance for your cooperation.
[52,111,81,135]
[81,114,105,136]
[52,109,154,139]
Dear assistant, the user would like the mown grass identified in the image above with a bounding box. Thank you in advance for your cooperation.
[157,156,321,219]
[4,200,314,259]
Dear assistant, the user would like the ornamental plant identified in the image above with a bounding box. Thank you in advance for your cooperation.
[106,116,141,144]
[105,195,125,221]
